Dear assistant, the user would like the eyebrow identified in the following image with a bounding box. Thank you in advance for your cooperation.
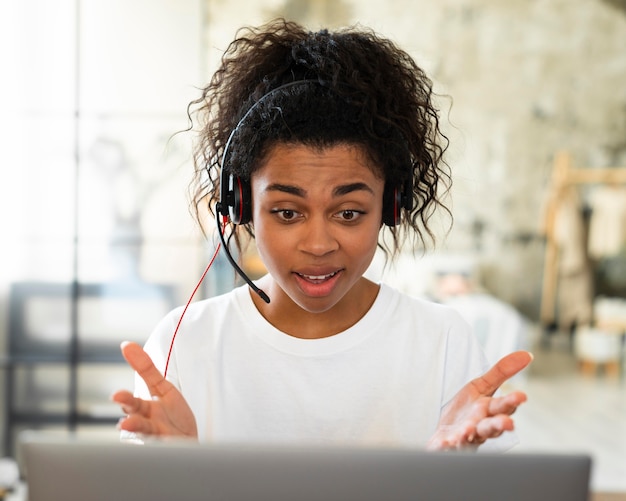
[265,183,306,197]
[333,182,374,197]
[265,182,374,197]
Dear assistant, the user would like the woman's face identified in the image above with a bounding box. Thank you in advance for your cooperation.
[251,142,384,315]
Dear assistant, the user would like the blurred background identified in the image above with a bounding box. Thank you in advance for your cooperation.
[0,0,625,496]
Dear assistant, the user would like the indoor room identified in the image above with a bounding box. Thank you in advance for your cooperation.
[1,0,625,499]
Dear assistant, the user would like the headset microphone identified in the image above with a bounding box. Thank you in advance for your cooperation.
[215,205,270,304]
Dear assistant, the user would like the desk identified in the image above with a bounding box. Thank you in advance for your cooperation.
[593,493,626,501]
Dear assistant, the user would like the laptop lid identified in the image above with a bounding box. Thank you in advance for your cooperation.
[20,436,591,501]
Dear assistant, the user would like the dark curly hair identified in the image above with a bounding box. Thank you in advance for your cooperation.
[188,18,450,256]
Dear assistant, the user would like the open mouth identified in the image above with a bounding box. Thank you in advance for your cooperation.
[293,269,343,298]
[296,270,340,283]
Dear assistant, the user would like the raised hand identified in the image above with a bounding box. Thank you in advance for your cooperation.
[426,351,533,451]
[111,341,198,439]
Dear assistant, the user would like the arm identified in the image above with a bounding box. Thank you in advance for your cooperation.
[111,341,198,439]
[426,350,533,451]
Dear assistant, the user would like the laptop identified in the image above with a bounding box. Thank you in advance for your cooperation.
[20,435,591,501]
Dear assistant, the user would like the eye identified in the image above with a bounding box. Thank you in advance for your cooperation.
[271,208,301,222]
[337,209,365,222]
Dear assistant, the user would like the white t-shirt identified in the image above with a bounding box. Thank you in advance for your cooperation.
[134,282,517,451]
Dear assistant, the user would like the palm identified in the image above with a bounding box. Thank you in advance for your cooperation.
[112,341,198,438]
[427,351,532,450]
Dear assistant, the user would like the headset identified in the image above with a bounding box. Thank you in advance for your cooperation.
[219,164,413,227]
[215,80,414,303]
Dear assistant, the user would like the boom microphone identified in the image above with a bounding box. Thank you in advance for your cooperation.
[215,205,270,304]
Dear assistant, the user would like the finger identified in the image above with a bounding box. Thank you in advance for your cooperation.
[120,341,173,399]
[111,390,152,416]
[487,391,527,416]
[426,433,461,451]
[475,415,515,439]
[472,351,533,396]
[111,389,135,407]
[118,414,157,436]
[448,426,485,450]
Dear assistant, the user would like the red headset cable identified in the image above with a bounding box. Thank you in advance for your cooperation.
[163,221,225,378]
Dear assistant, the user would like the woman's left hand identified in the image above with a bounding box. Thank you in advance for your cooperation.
[426,350,533,451]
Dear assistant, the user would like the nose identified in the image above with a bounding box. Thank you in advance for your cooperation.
[297,215,339,256]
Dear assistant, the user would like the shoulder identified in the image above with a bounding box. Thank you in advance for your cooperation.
[171,284,246,323]
[381,283,471,333]
[152,287,236,330]
[143,285,250,356]
[379,283,483,368]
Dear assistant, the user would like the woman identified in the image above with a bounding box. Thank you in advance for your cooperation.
[112,19,531,451]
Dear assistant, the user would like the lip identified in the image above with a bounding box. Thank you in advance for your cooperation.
[295,269,340,281]
[292,268,344,297]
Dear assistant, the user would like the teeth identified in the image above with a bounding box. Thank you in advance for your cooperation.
[300,271,337,280]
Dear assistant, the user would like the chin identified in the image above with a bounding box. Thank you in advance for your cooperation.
[292,296,341,314]
[283,285,348,313]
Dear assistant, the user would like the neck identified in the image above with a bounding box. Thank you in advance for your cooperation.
[250,276,379,339]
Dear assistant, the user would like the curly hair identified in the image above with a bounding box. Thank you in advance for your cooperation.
[188,18,450,256]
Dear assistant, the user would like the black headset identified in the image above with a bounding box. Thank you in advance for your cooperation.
[220,166,412,227]
[217,80,414,227]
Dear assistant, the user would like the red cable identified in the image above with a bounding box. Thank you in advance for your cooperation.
[163,238,222,378]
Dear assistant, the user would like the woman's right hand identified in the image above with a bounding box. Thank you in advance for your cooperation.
[111,341,198,439]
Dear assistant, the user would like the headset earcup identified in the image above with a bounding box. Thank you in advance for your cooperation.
[382,184,401,227]
[229,175,252,225]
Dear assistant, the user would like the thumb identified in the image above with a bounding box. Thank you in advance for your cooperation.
[472,351,533,396]
[120,341,170,398]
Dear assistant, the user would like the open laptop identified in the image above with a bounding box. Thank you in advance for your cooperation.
[20,435,591,501]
